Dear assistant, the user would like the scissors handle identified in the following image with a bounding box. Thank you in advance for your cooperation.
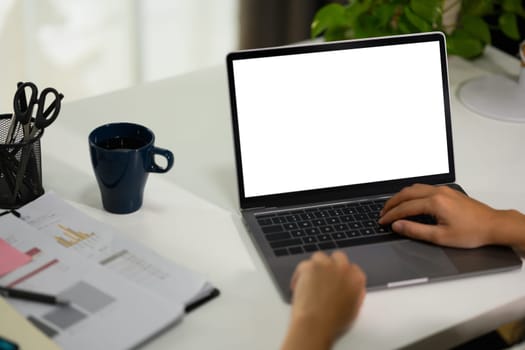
[23,88,63,141]
[16,81,28,111]
[34,87,63,130]
[13,82,37,126]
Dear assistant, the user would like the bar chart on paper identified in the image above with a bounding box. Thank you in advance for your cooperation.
[17,192,215,311]
[54,225,96,248]
[0,214,184,350]
[0,216,117,339]
[19,205,113,259]
[20,202,193,296]
[24,217,163,283]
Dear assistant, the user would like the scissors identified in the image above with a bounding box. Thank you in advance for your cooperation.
[11,82,63,142]
[5,82,26,144]
[9,82,63,202]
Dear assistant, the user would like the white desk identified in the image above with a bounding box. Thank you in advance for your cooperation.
[40,46,525,349]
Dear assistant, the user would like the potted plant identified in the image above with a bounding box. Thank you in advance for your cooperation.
[311,0,524,58]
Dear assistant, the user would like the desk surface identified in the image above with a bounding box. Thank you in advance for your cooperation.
[41,46,525,349]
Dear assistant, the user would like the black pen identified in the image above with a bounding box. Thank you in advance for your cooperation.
[0,286,70,306]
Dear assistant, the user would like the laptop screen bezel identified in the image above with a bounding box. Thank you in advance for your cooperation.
[227,32,455,209]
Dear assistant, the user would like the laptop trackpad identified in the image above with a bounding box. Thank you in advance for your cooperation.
[351,240,458,288]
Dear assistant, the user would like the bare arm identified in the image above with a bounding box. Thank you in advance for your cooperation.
[281,251,366,350]
[379,184,525,251]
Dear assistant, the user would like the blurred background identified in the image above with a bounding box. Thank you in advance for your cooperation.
[0,0,522,109]
[0,0,334,108]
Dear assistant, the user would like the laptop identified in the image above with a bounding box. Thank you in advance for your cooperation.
[226,32,522,301]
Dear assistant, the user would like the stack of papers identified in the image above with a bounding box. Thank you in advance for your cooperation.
[0,192,218,350]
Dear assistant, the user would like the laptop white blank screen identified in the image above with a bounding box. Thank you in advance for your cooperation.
[232,40,450,198]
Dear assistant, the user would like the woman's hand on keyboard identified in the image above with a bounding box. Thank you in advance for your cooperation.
[378,183,525,249]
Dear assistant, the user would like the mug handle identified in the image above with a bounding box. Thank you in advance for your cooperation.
[148,147,174,173]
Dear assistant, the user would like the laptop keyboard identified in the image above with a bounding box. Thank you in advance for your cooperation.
[256,198,435,257]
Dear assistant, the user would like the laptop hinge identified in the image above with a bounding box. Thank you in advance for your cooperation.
[246,207,277,212]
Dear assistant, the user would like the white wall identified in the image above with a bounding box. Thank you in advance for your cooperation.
[0,0,239,110]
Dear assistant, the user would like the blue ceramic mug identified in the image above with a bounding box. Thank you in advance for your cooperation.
[88,122,174,214]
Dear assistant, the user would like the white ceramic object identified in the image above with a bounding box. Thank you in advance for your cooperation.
[458,40,525,122]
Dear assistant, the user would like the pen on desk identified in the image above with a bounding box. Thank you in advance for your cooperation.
[0,286,70,306]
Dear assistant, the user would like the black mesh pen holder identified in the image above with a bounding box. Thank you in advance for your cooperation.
[0,113,44,209]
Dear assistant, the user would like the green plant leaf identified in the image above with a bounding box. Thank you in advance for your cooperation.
[397,15,418,34]
[502,0,525,15]
[446,35,484,58]
[324,27,350,41]
[499,13,520,40]
[372,3,398,28]
[461,16,491,44]
[410,0,442,25]
[461,0,493,17]
[352,12,395,38]
[404,5,432,32]
[345,0,374,24]
[311,3,348,38]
